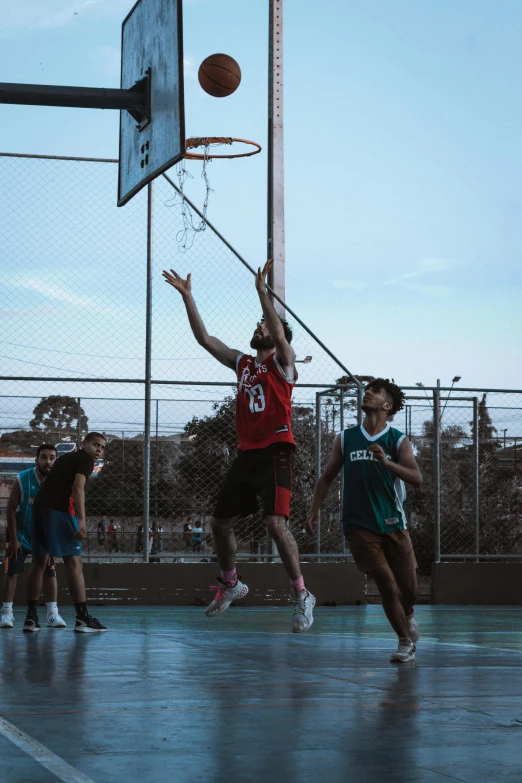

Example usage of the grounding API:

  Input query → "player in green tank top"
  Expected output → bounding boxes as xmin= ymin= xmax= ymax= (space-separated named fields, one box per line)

xmin=307 ymin=379 xmax=423 ymax=663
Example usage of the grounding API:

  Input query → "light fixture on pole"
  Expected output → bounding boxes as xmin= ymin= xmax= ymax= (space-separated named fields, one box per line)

xmin=441 ymin=375 xmax=462 ymax=419
xmin=295 ymin=355 xmax=312 ymax=364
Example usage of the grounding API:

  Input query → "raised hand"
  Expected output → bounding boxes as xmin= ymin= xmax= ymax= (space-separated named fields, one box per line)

xmin=368 ymin=444 xmax=387 ymax=464
xmin=163 ymin=269 xmax=192 ymax=297
xmin=255 ymin=259 xmax=273 ymax=295
xmin=6 ymin=535 xmax=22 ymax=560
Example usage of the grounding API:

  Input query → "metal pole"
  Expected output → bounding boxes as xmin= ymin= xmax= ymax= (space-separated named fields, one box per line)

xmin=315 ymin=393 xmax=322 ymax=560
xmin=142 ymin=182 xmax=153 ymax=563
xmin=267 ymin=0 xmax=285 ymax=317
xmin=356 ymin=385 xmax=363 ymax=425
xmin=76 ymin=398 xmax=82 ymax=449
xmin=472 ymin=397 xmax=479 ymax=561
xmin=0 ymin=81 xmax=148 ymax=118
xmin=433 ymin=386 xmax=441 ymax=563
xmin=121 ymin=430 xmax=125 ymax=529
xmin=155 ymin=399 xmax=159 ymax=528
xmin=339 ymin=387 xmax=345 ymax=555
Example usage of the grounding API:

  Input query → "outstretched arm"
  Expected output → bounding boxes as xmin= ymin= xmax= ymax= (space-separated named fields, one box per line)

xmin=305 ymin=434 xmax=344 ymax=534
xmin=255 ymin=260 xmax=295 ymax=374
xmin=163 ymin=269 xmax=241 ymax=371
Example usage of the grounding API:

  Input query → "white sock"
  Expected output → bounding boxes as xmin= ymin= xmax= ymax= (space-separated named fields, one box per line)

xmin=46 ymin=601 xmax=58 ymax=616
xmin=2 ymin=602 xmax=13 ymax=612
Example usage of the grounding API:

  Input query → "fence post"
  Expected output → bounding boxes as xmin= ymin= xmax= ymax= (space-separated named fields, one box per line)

xmin=121 ymin=430 xmax=125 ymax=523
xmin=155 ymin=399 xmax=159 ymax=528
xmin=315 ymin=392 xmax=322 ymax=559
xmin=76 ymin=398 xmax=82 ymax=449
xmin=472 ymin=396 xmax=479 ymax=561
xmin=142 ymin=182 xmax=153 ymax=563
xmin=356 ymin=385 xmax=363 ymax=425
xmin=339 ymin=386 xmax=345 ymax=554
xmin=433 ymin=386 xmax=441 ymax=563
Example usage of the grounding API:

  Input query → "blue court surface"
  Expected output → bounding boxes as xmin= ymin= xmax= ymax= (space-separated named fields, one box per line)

xmin=1 ymin=605 xmax=522 ymax=783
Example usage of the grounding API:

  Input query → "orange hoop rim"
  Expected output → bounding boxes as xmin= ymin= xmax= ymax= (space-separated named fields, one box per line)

xmin=185 ymin=137 xmax=262 ymax=160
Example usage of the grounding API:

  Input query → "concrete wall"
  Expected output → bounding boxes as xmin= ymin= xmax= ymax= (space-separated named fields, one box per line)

xmin=15 ymin=563 xmax=366 ymax=606
xmin=432 ymin=563 xmax=522 ymax=604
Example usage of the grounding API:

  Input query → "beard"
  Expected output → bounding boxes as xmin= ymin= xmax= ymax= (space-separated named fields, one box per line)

xmin=250 ymin=334 xmax=275 ymax=350
xmin=361 ymin=403 xmax=376 ymax=414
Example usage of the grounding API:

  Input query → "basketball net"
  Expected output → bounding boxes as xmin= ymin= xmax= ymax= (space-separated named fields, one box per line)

xmin=165 ymin=137 xmax=261 ymax=251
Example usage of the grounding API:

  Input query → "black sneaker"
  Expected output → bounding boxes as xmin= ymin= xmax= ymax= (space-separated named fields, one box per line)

xmin=74 ymin=615 xmax=107 ymax=633
xmin=23 ymin=617 xmax=41 ymax=633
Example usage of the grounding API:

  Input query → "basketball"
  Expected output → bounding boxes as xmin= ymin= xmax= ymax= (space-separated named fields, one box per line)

xmin=198 ymin=53 xmax=241 ymax=98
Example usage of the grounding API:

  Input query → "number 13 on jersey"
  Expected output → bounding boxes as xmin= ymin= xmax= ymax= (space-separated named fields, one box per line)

xmin=246 ymin=384 xmax=266 ymax=413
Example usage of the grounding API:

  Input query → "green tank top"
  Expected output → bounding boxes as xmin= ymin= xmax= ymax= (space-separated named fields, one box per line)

xmin=342 ymin=423 xmax=407 ymax=535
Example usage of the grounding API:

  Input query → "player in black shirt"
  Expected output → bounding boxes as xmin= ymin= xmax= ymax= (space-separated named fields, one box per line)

xmin=24 ymin=432 xmax=107 ymax=633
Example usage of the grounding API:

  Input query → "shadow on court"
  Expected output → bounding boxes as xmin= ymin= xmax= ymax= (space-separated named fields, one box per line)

xmin=1 ymin=606 xmax=522 ymax=783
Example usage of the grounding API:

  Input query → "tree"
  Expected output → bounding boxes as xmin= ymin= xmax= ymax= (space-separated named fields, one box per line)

xmin=30 ymin=396 xmax=88 ymax=438
xmin=0 ymin=430 xmax=36 ymax=456
xmin=476 ymin=393 xmax=500 ymax=453
xmin=86 ymin=435 xmax=183 ymax=519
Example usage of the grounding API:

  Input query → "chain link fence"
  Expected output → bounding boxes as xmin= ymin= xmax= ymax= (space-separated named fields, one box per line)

xmin=1 ymin=154 xmax=521 ymax=590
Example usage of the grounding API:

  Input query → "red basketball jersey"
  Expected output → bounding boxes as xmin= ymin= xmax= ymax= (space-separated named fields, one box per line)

xmin=236 ymin=353 xmax=295 ymax=451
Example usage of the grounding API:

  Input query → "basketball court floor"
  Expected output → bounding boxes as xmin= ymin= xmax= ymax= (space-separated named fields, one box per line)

xmin=1 ymin=605 xmax=522 ymax=783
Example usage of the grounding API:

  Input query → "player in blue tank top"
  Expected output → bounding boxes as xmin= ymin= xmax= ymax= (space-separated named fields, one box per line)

xmin=306 ymin=379 xmax=423 ymax=663
xmin=1 ymin=444 xmax=66 ymax=629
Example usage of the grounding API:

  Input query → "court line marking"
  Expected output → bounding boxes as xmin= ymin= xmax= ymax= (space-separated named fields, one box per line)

xmin=0 ymin=716 xmax=97 ymax=783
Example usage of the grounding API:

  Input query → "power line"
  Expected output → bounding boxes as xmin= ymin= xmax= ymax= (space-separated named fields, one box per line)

xmin=0 ymin=340 xmax=205 ymax=362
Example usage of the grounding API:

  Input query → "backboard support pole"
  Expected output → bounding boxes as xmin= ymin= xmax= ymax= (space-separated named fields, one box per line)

xmin=267 ymin=0 xmax=285 ymax=318
xmin=0 ymin=80 xmax=150 ymax=124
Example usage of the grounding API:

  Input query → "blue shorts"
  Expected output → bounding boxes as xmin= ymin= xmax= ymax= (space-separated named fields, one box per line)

xmin=4 ymin=529 xmax=56 ymax=576
xmin=32 ymin=508 xmax=83 ymax=558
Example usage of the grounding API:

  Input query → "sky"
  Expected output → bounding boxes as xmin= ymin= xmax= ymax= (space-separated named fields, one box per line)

xmin=0 ymin=0 xmax=521 ymax=392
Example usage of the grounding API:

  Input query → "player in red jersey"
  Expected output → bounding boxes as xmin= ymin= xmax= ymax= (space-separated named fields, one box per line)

xmin=163 ymin=260 xmax=315 ymax=632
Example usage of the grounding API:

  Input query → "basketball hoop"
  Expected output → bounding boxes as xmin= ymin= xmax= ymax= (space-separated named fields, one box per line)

xmin=185 ymin=137 xmax=262 ymax=160
xmin=167 ymin=135 xmax=262 ymax=251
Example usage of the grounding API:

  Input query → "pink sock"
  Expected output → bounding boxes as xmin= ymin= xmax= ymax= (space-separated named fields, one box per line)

xmin=291 ymin=576 xmax=305 ymax=592
xmin=221 ymin=569 xmax=237 ymax=586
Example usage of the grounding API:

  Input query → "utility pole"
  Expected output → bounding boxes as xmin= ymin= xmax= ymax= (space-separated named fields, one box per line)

xmin=267 ymin=0 xmax=285 ymax=317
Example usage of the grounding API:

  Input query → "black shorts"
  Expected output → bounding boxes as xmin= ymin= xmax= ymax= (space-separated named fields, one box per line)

xmin=213 ymin=443 xmax=294 ymax=520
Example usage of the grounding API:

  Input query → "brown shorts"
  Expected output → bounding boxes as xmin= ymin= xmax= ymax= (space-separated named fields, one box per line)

xmin=345 ymin=528 xmax=417 ymax=574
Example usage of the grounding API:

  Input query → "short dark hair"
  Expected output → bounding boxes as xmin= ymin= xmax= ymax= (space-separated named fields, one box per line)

xmin=366 ymin=378 xmax=406 ymax=416
xmin=260 ymin=316 xmax=293 ymax=344
xmin=84 ymin=432 xmax=106 ymax=443
xmin=36 ymin=443 xmax=56 ymax=457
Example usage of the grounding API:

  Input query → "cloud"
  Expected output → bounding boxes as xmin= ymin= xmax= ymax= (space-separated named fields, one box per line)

xmin=332 ymin=281 xmax=368 ymax=291
xmin=384 ymin=257 xmax=462 ymax=289
xmin=15 ymin=278 xmax=114 ymax=313
xmin=1 ymin=1 xmax=130 ymax=33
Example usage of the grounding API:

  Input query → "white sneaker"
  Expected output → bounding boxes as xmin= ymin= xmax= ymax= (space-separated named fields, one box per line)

xmin=205 ymin=578 xmax=249 ymax=617
xmin=390 ymin=637 xmax=416 ymax=663
xmin=0 ymin=612 xmax=14 ymax=629
xmin=407 ymin=611 xmax=419 ymax=643
xmin=47 ymin=612 xmax=66 ymax=628
xmin=290 ymin=589 xmax=315 ymax=633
